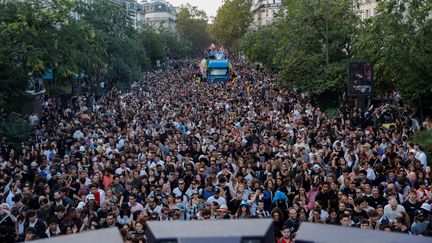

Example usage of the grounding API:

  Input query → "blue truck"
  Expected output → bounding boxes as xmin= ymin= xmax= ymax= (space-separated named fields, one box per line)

xmin=200 ymin=50 xmax=232 ymax=83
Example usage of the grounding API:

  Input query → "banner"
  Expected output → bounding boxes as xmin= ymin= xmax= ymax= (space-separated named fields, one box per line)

xmin=348 ymin=62 xmax=373 ymax=96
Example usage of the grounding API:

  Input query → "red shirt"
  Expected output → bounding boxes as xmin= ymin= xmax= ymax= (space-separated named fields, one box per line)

xmin=277 ymin=237 xmax=292 ymax=243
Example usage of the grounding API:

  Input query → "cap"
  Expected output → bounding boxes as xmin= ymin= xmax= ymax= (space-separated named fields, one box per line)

xmin=86 ymin=194 xmax=95 ymax=202
xmin=420 ymin=203 xmax=431 ymax=212
xmin=313 ymin=164 xmax=321 ymax=170
xmin=380 ymin=217 xmax=390 ymax=225
xmin=218 ymin=204 xmax=229 ymax=212
xmin=31 ymin=162 xmax=38 ymax=167
xmin=214 ymin=188 xmax=221 ymax=194
xmin=77 ymin=202 xmax=86 ymax=209
xmin=240 ymin=200 xmax=249 ymax=207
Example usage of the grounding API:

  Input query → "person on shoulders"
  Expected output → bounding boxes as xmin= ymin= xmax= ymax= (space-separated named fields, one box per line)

xmin=277 ymin=224 xmax=294 ymax=243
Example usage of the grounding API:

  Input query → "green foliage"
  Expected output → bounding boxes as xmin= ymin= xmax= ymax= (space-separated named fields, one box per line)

xmin=239 ymin=26 xmax=280 ymax=70
xmin=0 ymin=0 xmax=192 ymax=112
xmin=324 ymin=106 xmax=339 ymax=119
xmin=241 ymin=0 xmax=432 ymax=113
xmin=240 ymin=0 xmax=360 ymax=94
xmin=354 ymin=0 xmax=432 ymax=111
xmin=412 ymin=130 xmax=432 ymax=165
xmin=0 ymin=112 xmax=33 ymax=151
xmin=210 ymin=0 xmax=252 ymax=50
xmin=176 ymin=4 xmax=211 ymax=51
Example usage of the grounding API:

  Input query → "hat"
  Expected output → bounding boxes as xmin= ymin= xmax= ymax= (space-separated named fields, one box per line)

xmin=313 ymin=164 xmax=321 ymax=170
xmin=86 ymin=194 xmax=95 ymax=203
xmin=218 ymin=204 xmax=229 ymax=212
xmin=240 ymin=200 xmax=249 ymax=207
xmin=273 ymin=191 xmax=287 ymax=203
xmin=214 ymin=188 xmax=221 ymax=194
xmin=77 ymin=202 xmax=86 ymax=209
xmin=420 ymin=203 xmax=431 ymax=212
xmin=31 ymin=161 xmax=38 ymax=167
xmin=380 ymin=217 xmax=390 ymax=226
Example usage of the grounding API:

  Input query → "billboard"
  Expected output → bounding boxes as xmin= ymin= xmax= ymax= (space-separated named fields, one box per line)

xmin=348 ymin=61 xmax=373 ymax=96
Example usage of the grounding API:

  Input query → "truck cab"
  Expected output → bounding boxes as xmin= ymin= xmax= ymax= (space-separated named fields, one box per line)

xmin=207 ymin=59 xmax=231 ymax=83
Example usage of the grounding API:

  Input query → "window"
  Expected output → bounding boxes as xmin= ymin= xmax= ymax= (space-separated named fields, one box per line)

xmin=209 ymin=68 xmax=228 ymax=76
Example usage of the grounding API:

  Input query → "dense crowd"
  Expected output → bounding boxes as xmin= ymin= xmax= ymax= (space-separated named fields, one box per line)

xmin=0 ymin=59 xmax=431 ymax=243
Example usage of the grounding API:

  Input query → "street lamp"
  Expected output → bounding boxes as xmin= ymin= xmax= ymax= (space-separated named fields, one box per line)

xmin=325 ymin=0 xmax=329 ymax=66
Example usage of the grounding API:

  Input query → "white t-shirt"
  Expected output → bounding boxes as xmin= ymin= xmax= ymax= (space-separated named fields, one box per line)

xmin=206 ymin=196 xmax=226 ymax=206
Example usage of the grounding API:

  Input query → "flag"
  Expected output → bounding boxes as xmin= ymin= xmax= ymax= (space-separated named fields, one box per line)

xmin=209 ymin=43 xmax=217 ymax=51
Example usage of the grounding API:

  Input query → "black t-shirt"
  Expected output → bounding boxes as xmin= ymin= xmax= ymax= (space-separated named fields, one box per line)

xmin=367 ymin=195 xmax=387 ymax=209
xmin=402 ymin=200 xmax=421 ymax=221
xmin=351 ymin=209 xmax=368 ymax=224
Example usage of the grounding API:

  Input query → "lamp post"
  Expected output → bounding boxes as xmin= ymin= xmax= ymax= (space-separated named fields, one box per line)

xmin=325 ymin=0 xmax=329 ymax=66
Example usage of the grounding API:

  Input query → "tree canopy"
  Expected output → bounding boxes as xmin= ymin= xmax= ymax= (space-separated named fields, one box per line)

xmin=210 ymin=0 xmax=252 ymax=50
xmin=176 ymin=4 xmax=212 ymax=52
xmin=0 ymin=0 xmax=191 ymax=112
xmin=241 ymin=0 xmax=359 ymax=95
xmin=240 ymin=0 xmax=431 ymax=113
xmin=353 ymin=0 xmax=432 ymax=111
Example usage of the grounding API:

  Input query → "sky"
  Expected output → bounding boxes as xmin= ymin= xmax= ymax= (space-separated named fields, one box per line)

xmin=166 ymin=0 xmax=225 ymax=19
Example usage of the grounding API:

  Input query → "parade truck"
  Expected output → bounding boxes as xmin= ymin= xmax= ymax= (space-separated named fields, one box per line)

xmin=207 ymin=58 xmax=232 ymax=83
xmin=198 ymin=44 xmax=232 ymax=83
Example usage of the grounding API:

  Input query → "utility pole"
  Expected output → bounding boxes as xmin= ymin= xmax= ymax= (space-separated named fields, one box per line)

xmin=325 ymin=0 xmax=329 ymax=66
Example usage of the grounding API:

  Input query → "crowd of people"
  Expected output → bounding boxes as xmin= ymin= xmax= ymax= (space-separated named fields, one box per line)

xmin=0 ymin=58 xmax=431 ymax=243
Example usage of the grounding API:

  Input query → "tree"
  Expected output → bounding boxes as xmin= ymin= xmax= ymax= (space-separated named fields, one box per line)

xmin=0 ymin=0 xmax=75 ymax=110
xmin=0 ymin=112 xmax=33 ymax=152
xmin=176 ymin=4 xmax=212 ymax=52
xmin=240 ymin=0 xmax=360 ymax=96
xmin=239 ymin=25 xmax=280 ymax=69
xmin=158 ymin=29 xmax=192 ymax=59
xmin=354 ymin=0 xmax=432 ymax=114
xmin=0 ymin=0 xmax=193 ymax=112
xmin=210 ymin=0 xmax=252 ymax=50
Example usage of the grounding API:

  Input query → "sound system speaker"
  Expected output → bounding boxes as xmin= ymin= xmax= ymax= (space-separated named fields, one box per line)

xmin=34 ymin=227 xmax=123 ymax=243
xmin=295 ymin=222 xmax=430 ymax=243
xmin=145 ymin=219 xmax=274 ymax=243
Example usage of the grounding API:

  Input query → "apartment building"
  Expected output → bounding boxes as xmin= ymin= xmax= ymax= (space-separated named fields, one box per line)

xmin=250 ymin=0 xmax=283 ymax=30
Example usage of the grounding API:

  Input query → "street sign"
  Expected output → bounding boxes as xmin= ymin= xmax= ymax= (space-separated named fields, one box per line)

xmin=348 ymin=61 xmax=373 ymax=96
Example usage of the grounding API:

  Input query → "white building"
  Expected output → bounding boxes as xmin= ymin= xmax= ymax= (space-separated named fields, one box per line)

xmin=142 ymin=0 xmax=177 ymax=31
xmin=356 ymin=0 xmax=378 ymax=20
xmin=113 ymin=0 xmax=177 ymax=31
xmin=250 ymin=0 xmax=283 ymax=30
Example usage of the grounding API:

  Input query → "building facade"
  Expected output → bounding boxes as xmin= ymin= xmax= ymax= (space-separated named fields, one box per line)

xmin=112 ymin=0 xmax=177 ymax=31
xmin=142 ymin=0 xmax=177 ymax=31
xmin=356 ymin=0 xmax=378 ymax=20
xmin=250 ymin=0 xmax=283 ymax=30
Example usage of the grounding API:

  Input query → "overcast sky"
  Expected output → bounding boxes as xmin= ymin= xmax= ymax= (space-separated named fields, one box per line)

xmin=166 ymin=0 xmax=225 ymax=19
